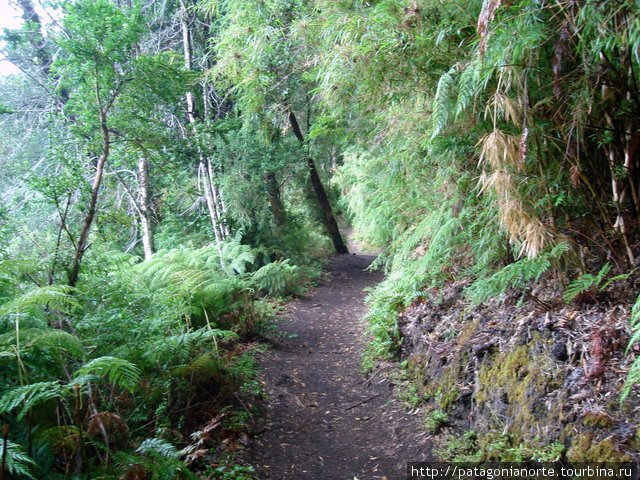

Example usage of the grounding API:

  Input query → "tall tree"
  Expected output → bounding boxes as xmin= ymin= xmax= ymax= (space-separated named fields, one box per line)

xmin=212 ymin=0 xmax=348 ymax=253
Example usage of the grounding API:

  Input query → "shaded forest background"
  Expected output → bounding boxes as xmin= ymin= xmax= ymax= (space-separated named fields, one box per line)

xmin=0 ymin=0 xmax=639 ymax=477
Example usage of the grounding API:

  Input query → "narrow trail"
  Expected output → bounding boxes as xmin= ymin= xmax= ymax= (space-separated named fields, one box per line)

xmin=247 ymin=255 xmax=431 ymax=480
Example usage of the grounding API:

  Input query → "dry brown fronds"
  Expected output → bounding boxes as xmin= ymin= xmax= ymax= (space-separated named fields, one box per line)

xmin=87 ymin=411 xmax=129 ymax=439
xmin=570 ymin=163 xmax=581 ymax=187
xmin=479 ymin=127 xmax=552 ymax=258
xmin=520 ymin=218 xmax=552 ymax=258
xmin=478 ymin=129 xmax=520 ymax=170
xmin=501 ymin=196 xmax=527 ymax=243
xmin=479 ymin=169 xmax=513 ymax=197
xmin=486 ymin=91 xmax=520 ymax=125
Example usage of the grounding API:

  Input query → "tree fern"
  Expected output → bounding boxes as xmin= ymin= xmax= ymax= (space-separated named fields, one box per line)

xmin=74 ymin=356 xmax=141 ymax=392
xmin=0 ymin=440 xmax=36 ymax=479
xmin=0 ymin=381 xmax=64 ymax=420
xmin=0 ymin=285 xmax=78 ymax=318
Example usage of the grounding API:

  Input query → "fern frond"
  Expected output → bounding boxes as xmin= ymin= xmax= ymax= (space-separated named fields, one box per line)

xmin=74 ymin=356 xmax=141 ymax=392
xmin=136 ymin=438 xmax=179 ymax=459
xmin=563 ymin=263 xmax=611 ymax=303
xmin=431 ymin=65 xmax=457 ymax=139
xmin=455 ymin=59 xmax=481 ymax=116
xmin=0 ymin=441 xmax=36 ymax=479
xmin=251 ymin=260 xmax=299 ymax=296
xmin=0 ymin=381 xmax=64 ymax=420
xmin=0 ymin=328 xmax=84 ymax=359
xmin=0 ymin=285 xmax=78 ymax=317
xmin=220 ymin=239 xmax=255 ymax=276
xmin=35 ymin=425 xmax=80 ymax=452
xmin=622 ymin=294 xmax=640 ymax=401
xmin=467 ymin=242 xmax=569 ymax=304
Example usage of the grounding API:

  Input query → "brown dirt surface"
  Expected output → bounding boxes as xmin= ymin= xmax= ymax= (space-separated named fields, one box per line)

xmin=246 ymin=254 xmax=431 ymax=479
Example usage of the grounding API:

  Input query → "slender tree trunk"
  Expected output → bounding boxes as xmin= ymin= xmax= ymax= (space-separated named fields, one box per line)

xmin=206 ymin=156 xmax=228 ymax=238
xmin=603 ymin=83 xmax=635 ymax=266
xmin=201 ymin=162 xmax=224 ymax=246
xmin=287 ymin=109 xmax=348 ymax=254
xmin=137 ymin=156 xmax=155 ymax=260
xmin=68 ymin=104 xmax=109 ymax=287
xmin=181 ymin=0 xmax=226 ymax=245
xmin=214 ymin=183 xmax=230 ymax=237
xmin=264 ymin=171 xmax=286 ymax=226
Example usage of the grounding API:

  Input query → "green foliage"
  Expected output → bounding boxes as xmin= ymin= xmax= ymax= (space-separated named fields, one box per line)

xmin=563 ymin=263 xmax=612 ymax=303
xmin=251 ymin=259 xmax=300 ymax=296
xmin=220 ymin=237 xmax=256 ymax=276
xmin=74 ymin=356 xmax=141 ymax=392
xmin=425 ymin=409 xmax=448 ymax=434
xmin=2 ymin=0 xmax=639 ymax=474
xmin=0 ymin=381 xmax=64 ymax=420
xmin=0 ymin=440 xmax=37 ymax=479
xmin=467 ymin=243 xmax=570 ymax=304
xmin=210 ymin=463 xmax=255 ymax=480
xmin=136 ymin=438 xmax=180 ymax=459
xmin=0 ymin=285 xmax=78 ymax=317
xmin=623 ymin=295 xmax=640 ymax=402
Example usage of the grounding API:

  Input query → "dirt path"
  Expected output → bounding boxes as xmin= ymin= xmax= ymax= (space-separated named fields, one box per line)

xmin=247 ymin=255 xmax=431 ymax=480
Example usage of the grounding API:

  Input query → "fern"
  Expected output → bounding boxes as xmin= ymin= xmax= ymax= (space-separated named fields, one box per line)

xmin=431 ymin=65 xmax=457 ymax=139
xmin=467 ymin=242 xmax=570 ymax=304
xmin=145 ymin=327 xmax=238 ymax=363
xmin=0 ymin=381 xmax=64 ymax=420
xmin=563 ymin=263 xmax=612 ymax=303
xmin=0 ymin=328 xmax=84 ymax=360
xmin=251 ymin=259 xmax=299 ymax=296
xmin=220 ymin=237 xmax=255 ymax=276
xmin=136 ymin=438 xmax=179 ymax=459
xmin=0 ymin=285 xmax=78 ymax=317
xmin=622 ymin=295 xmax=640 ymax=401
xmin=74 ymin=356 xmax=141 ymax=392
xmin=0 ymin=440 xmax=36 ymax=479
xmin=455 ymin=59 xmax=481 ymax=116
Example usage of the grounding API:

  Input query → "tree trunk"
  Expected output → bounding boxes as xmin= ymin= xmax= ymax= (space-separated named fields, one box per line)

xmin=181 ymin=0 xmax=226 ymax=246
xmin=201 ymin=161 xmax=224 ymax=246
xmin=137 ymin=156 xmax=155 ymax=261
xmin=264 ymin=171 xmax=286 ymax=226
xmin=287 ymin=109 xmax=348 ymax=254
xmin=68 ymin=106 xmax=109 ymax=287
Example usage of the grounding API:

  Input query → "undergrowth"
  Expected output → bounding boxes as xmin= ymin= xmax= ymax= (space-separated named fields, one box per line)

xmin=0 ymin=240 xmax=316 ymax=478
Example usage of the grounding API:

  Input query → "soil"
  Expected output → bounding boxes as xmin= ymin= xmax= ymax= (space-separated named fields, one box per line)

xmin=247 ymin=254 xmax=431 ymax=480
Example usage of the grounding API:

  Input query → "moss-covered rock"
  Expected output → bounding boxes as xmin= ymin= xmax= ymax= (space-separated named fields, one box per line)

xmin=567 ymin=434 xmax=632 ymax=462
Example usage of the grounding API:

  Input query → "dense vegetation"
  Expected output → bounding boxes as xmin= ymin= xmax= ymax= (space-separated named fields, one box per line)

xmin=1 ymin=0 xmax=639 ymax=476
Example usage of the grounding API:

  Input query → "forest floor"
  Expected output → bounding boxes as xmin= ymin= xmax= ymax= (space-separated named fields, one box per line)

xmin=246 ymin=254 xmax=431 ymax=480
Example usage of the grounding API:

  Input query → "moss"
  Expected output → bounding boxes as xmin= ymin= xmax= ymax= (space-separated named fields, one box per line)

xmin=474 ymin=335 xmax=563 ymax=441
xmin=582 ymin=411 xmax=614 ymax=428
xmin=407 ymin=354 xmax=428 ymax=381
xmin=456 ymin=318 xmax=479 ymax=348
xmin=567 ymin=434 xmax=631 ymax=462
xmin=421 ymin=351 xmax=467 ymax=410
